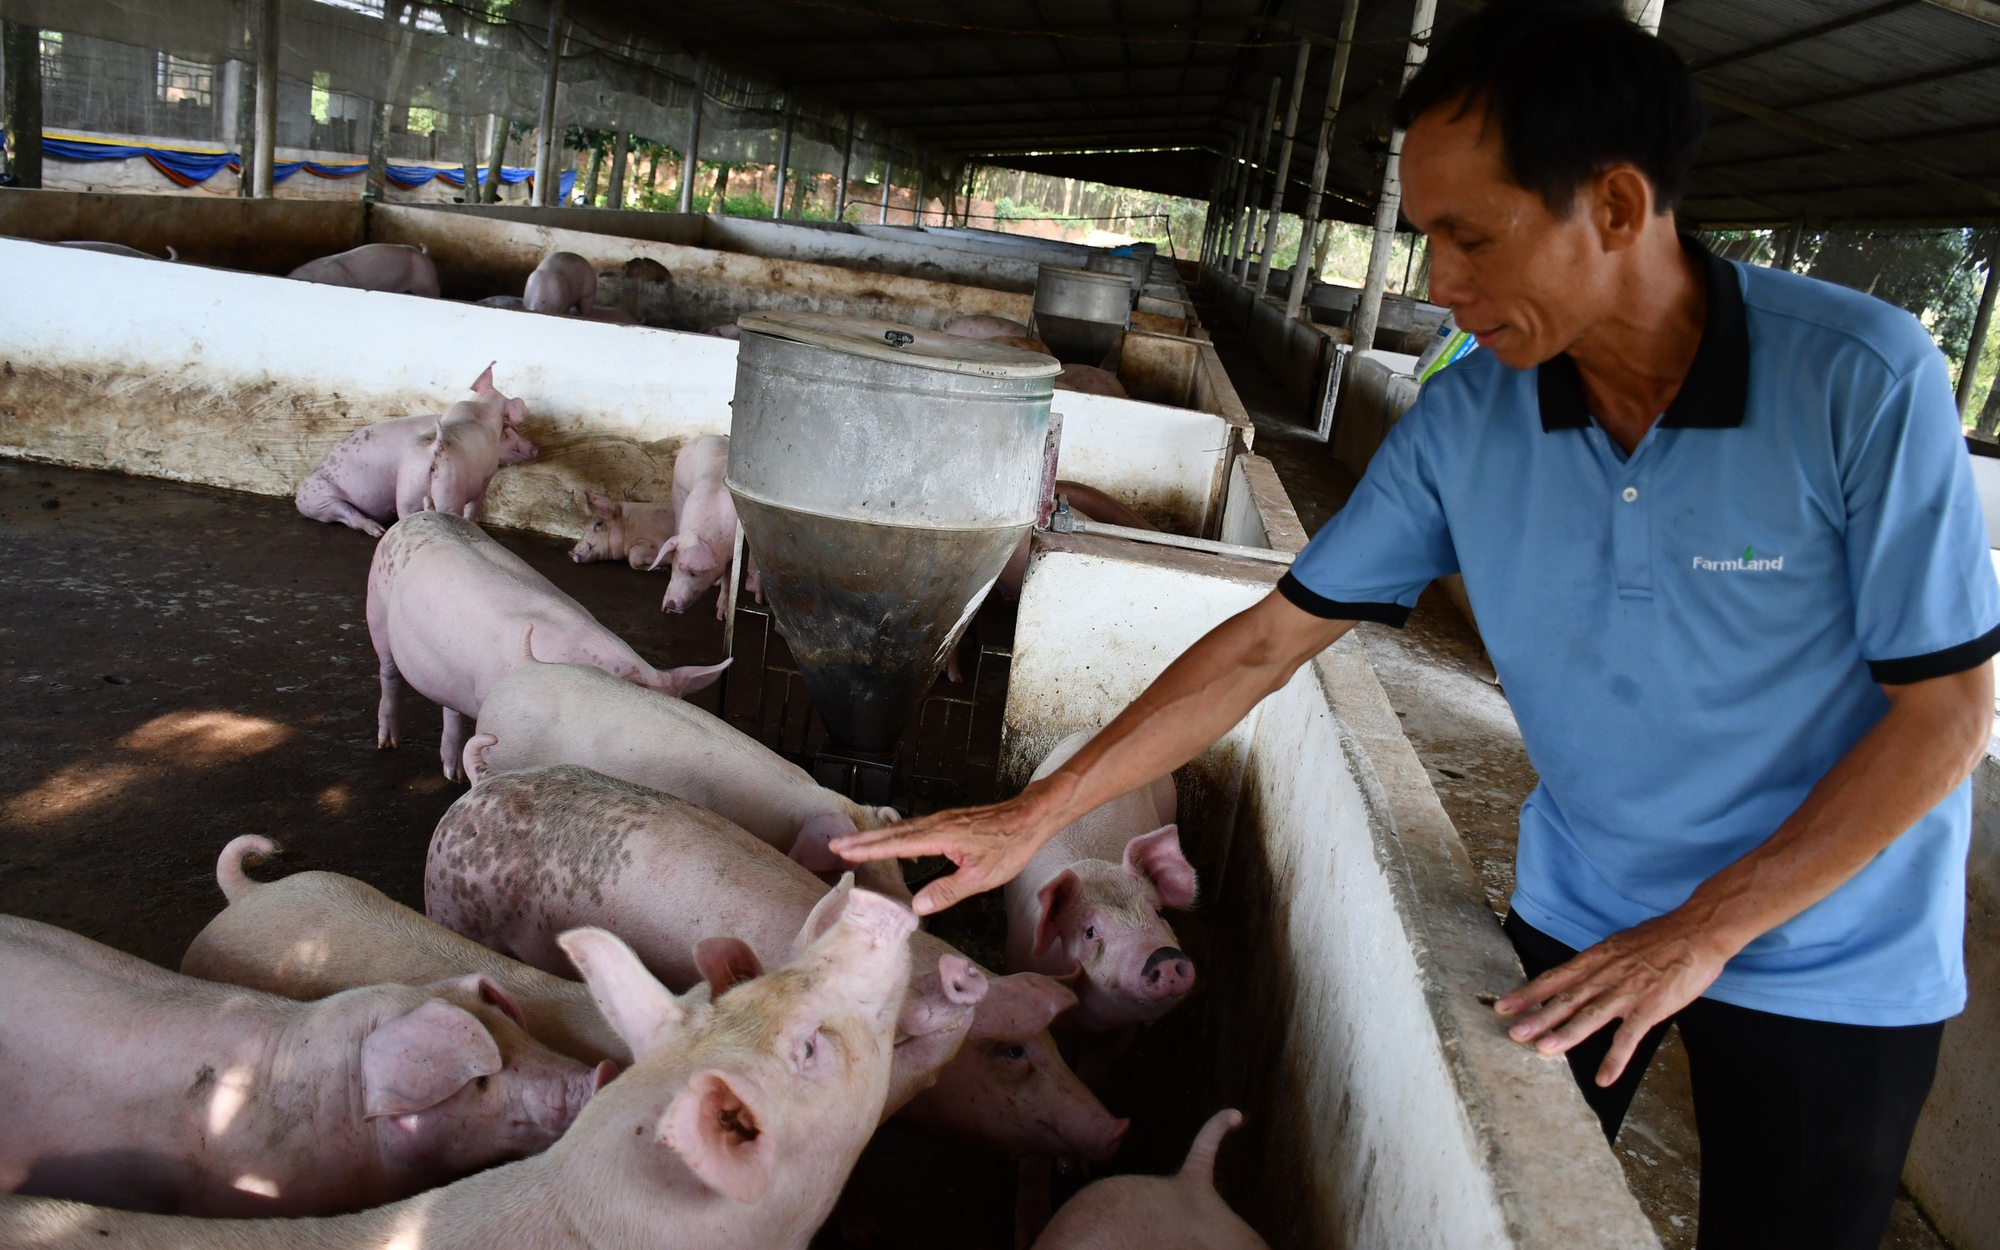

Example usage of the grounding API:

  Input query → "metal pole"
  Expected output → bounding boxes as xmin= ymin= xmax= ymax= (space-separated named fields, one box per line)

xmin=252 ymin=0 xmax=278 ymax=198
xmin=460 ymin=116 xmax=480 ymax=202
xmin=534 ymin=0 xmax=566 ymax=207
xmin=678 ymin=56 xmax=704 ymax=214
xmin=879 ymin=132 xmax=895 ymax=223
xmin=1237 ymin=78 xmax=1280 ymax=282
xmin=483 ymin=113 xmax=506 ymax=203
xmin=915 ymin=145 xmax=930 ymax=224
xmin=607 ymin=127 xmax=629 ymax=209
xmin=1 ymin=17 xmax=43 ymax=189
xmin=1223 ymin=129 xmax=1249 ymax=265
xmin=834 ymin=112 xmax=854 ymax=222
xmin=1255 ymin=42 xmax=1312 ymax=300
xmin=1288 ymin=0 xmax=1362 ymax=320
xmin=772 ymin=96 xmax=792 ymax=219
xmin=1353 ymin=0 xmax=1438 ymax=354
xmin=1959 ymin=236 xmax=2000 ymax=415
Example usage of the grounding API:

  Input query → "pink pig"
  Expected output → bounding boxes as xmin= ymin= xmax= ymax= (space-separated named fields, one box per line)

xmin=523 ymin=251 xmax=598 ymax=314
xmin=650 ymin=434 xmax=760 ymax=618
xmin=426 ymin=765 xmax=1129 ymax=1163
xmin=368 ymin=511 xmax=729 ymax=780
xmin=0 ymin=914 xmax=604 ymax=1218
xmin=942 ymin=314 xmax=1032 ymax=339
xmin=569 ymin=492 xmax=677 ymax=569
xmin=1031 ymin=1111 xmax=1268 ymax=1250
xmin=288 ymin=243 xmax=440 ymax=297
xmin=1007 ymin=730 xmax=1197 ymax=1064
xmin=394 ymin=365 xmax=537 ymax=523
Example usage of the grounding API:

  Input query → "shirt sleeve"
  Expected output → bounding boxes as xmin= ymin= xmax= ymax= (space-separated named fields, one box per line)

xmin=1838 ymin=346 xmax=2000 ymax=684
xmin=1280 ymin=399 xmax=1459 ymax=628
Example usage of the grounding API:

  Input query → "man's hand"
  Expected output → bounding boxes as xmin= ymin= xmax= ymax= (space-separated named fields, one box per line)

xmin=1494 ymin=908 xmax=1736 ymax=1086
xmin=831 ymin=789 xmax=1063 ymax=916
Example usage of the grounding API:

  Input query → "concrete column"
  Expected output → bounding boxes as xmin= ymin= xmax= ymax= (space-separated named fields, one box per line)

xmin=879 ymin=133 xmax=895 ymax=223
xmin=678 ymin=57 xmax=704 ymax=214
xmin=1236 ymin=78 xmax=1280 ymax=281
xmin=1959 ymin=237 xmax=1999 ymax=416
xmin=1255 ymin=42 xmax=1312 ymax=300
xmin=1288 ymin=0 xmax=1362 ymax=320
xmin=1623 ymin=0 xmax=1663 ymax=33
xmin=1 ymin=18 xmax=42 ymax=189
xmin=607 ymin=128 xmax=629 ymax=208
xmin=1353 ymin=0 xmax=1438 ymax=354
xmin=772 ymin=97 xmax=792 ymax=219
xmin=218 ymin=60 xmax=244 ymax=152
xmin=534 ymin=0 xmax=567 ymax=207
xmin=834 ymin=113 xmax=854 ymax=222
xmin=482 ymin=113 xmax=507 ymax=203
xmin=251 ymin=0 xmax=279 ymax=198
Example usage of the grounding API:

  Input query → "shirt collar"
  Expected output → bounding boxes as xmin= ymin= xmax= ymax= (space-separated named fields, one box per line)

xmin=1536 ymin=235 xmax=1750 ymax=432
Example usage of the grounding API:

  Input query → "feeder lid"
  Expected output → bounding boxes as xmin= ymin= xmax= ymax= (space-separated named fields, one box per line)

xmin=736 ymin=311 xmax=1062 ymax=380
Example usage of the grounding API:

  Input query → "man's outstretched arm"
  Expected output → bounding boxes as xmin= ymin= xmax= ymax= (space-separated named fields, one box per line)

xmin=833 ymin=590 xmax=1354 ymax=915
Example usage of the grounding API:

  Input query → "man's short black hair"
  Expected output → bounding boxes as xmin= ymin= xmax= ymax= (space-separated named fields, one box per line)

xmin=1391 ymin=0 xmax=1704 ymax=214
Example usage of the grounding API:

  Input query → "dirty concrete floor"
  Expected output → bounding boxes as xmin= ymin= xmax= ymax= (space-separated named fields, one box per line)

xmin=1202 ymin=305 xmax=1950 ymax=1250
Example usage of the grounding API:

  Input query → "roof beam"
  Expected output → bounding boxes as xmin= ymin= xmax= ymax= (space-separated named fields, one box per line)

xmin=1699 ymin=82 xmax=2000 ymax=209
xmin=785 ymin=59 xmax=1247 ymax=90
xmin=1923 ymin=0 xmax=2000 ymax=28
xmin=1688 ymin=0 xmax=1917 ymax=74
xmin=1778 ymin=51 xmax=2000 ymax=110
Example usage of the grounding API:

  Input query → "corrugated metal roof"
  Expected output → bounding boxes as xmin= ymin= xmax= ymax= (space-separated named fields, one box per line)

xmin=603 ymin=0 xmax=2000 ymax=226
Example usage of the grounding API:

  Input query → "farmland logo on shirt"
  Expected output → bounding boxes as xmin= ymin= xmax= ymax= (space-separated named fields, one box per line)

xmin=1691 ymin=546 xmax=1783 ymax=572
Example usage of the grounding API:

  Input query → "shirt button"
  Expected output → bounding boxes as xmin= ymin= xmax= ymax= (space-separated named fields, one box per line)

xmin=1621 ymin=486 xmax=1639 ymax=503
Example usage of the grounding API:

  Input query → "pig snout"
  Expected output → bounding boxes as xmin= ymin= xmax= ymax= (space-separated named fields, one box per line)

xmin=1141 ymin=946 xmax=1195 ymax=1002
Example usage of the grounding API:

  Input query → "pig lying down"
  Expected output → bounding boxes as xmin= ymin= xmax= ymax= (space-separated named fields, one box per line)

xmin=1032 ymin=1111 xmax=1268 ymax=1250
xmin=288 ymin=243 xmax=440 ymax=297
xmin=368 ymin=510 xmax=728 ymax=779
xmin=0 ymin=913 xmax=600 ymax=1218
xmin=0 ymin=893 xmax=912 ymax=1250
xmin=569 ymin=492 xmax=677 ymax=569
xmin=295 ymin=366 xmax=538 ymax=536
xmin=183 ymin=835 xmax=633 ymax=1067
xmin=523 ymin=251 xmax=597 ymax=314
xmin=464 ymin=659 xmax=908 ymax=900
xmin=427 ymin=765 xmax=1128 ymax=1162
xmin=1010 ymin=730 xmax=1196 ymax=1056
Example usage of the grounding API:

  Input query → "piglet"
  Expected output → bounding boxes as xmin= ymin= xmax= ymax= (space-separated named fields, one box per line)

xmin=0 ymin=914 xmax=603 ymax=1217
xmin=395 ymin=365 xmax=537 ymax=522
xmin=997 ymin=481 xmax=1157 ymax=601
xmin=369 ymin=510 xmax=728 ymax=779
xmin=1008 ymin=730 xmax=1196 ymax=1065
xmin=943 ymin=314 xmax=1032 ymax=339
xmin=703 ymin=323 xmax=743 ymax=339
xmin=427 ymin=765 xmax=1128 ymax=1163
xmin=569 ymin=492 xmax=677 ymax=568
xmin=296 ymin=366 xmax=537 ymax=536
xmin=288 ymin=242 xmax=440 ymax=297
xmin=463 ymin=658 xmax=908 ymax=900
xmin=183 ymin=835 xmax=630 ymax=1067
xmin=1054 ymin=364 xmax=1128 ymax=398
xmin=0 ymin=899 xmax=911 ymax=1250
xmin=524 ymin=251 xmax=598 ymax=314
xmin=1032 ymin=1111 xmax=1268 ymax=1250
xmin=650 ymin=434 xmax=757 ymax=618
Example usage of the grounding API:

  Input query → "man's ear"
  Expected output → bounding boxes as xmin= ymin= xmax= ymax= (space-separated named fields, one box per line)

xmin=659 ymin=1069 xmax=774 ymax=1203
xmin=1593 ymin=164 xmax=1656 ymax=250
xmin=559 ymin=927 xmax=685 ymax=1060
xmin=1033 ymin=870 xmax=1082 ymax=957
xmin=361 ymin=1000 xmax=502 ymax=1118
xmin=694 ymin=937 xmax=764 ymax=999
xmin=1122 ymin=825 xmax=1198 ymax=909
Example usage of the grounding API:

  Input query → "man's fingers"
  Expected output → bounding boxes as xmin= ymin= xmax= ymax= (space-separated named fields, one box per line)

xmin=1495 ymin=958 xmax=1598 ymax=1018
xmin=1594 ymin=1014 xmax=1660 ymax=1087
xmin=912 ymin=867 xmax=981 ymax=917
xmin=1533 ymin=990 xmax=1629 ymax=1056
xmin=831 ymin=824 xmax=952 ymax=862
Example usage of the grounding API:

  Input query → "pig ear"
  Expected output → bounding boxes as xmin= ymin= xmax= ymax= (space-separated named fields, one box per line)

xmin=1123 ymin=825 xmax=1198 ymax=909
xmin=559 ymin=927 xmax=686 ymax=1060
xmin=470 ymin=363 xmax=496 ymax=393
xmin=659 ymin=1068 xmax=774 ymax=1203
xmin=646 ymin=534 xmax=680 ymax=572
xmin=426 ymin=972 xmax=528 ymax=1030
xmin=1033 ymin=870 xmax=1082 ymax=958
xmin=968 ymin=972 xmax=1077 ymax=1042
xmin=789 ymin=811 xmax=859 ymax=874
xmin=586 ymin=492 xmax=618 ymax=517
xmin=503 ymin=398 xmax=528 ymax=425
xmin=792 ymin=873 xmax=856 ymax=959
xmin=693 ymin=937 xmax=764 ymax=998
xmin=361 ymin=999 xmax=502 ymax=1118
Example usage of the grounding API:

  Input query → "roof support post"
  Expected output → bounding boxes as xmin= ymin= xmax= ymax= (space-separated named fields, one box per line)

xmin=1773 ymin=219 xmax=1801 ymax=272
xmin=460 ymin=115 xmax=481 ymax=203
xmin=3 ymin=16 xmax=43 ymax=190
xmin=1354 ymin=0 xmax=1438 ymax=354
xmin=1959 ymin=234 xmax=1999 ymax=415
xmin=607 ymin=127 xmax=629 ymax=209
xmin=834 ymin=112 xmax=854 ymax=222
xmin=915 ymin=145 xmax=930 ymax=223
xmin=534 ymin=0 xmax=567 ymax=206
xmin=678 ymin=58 xmax=704 ymax=214
xmin=1289 ymin=0 xmax=1363 ymax=321
xmin=1201 ymin=137 xmax=1234 ymax=268
xmin=1227 ymin=129 xmax=1252 ymax=264
xmin=1238 ymin=78 xmax=1281 ymax=282
xmin=250 ymin=0 xmax=278 ymax=198
xmin=367 ymin=2 xmax=417 ymax=203
xmin=773 ymin=96 xmax=793 ymax=219
xmin=1255 ymin=42 xmax=1313 ymax=300
xmin=880 ymin=133 xmax=895 ymax=223
xmin=483 ymin=113 xmax=507 ymax=203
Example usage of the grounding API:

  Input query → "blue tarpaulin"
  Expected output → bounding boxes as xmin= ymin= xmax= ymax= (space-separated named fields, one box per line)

xmin=14 ymin=131 xmax=545 ymax=194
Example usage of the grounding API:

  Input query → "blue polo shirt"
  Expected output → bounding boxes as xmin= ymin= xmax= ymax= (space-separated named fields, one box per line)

xmin=1282 ymin=241 xmax=2000 ymax=1026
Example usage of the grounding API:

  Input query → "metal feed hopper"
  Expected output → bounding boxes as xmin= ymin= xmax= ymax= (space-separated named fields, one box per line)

xmin=727 ymin=311 xmax=1061 ymax=757
xmin=1030 ymin=264 xmax=1131 ymax=367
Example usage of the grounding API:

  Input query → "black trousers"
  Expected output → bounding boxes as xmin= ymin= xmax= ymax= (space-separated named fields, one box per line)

xmin=1505 ymin=913 xmax=1945 ymax=1250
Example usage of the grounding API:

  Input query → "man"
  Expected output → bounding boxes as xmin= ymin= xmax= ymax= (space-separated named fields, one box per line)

xmin=837 ymin=2 xmax=1999 ymax=1245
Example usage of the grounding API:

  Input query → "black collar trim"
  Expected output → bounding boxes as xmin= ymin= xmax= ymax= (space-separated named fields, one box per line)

xmin=1537 ymin=235 xmax=1750 ymax=432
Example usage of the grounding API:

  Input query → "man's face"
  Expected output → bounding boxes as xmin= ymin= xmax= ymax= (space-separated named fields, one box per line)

xmin=1400 ymin=101 xmax=1621 ymax=370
